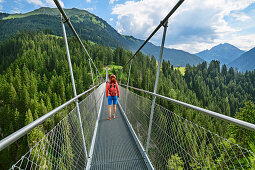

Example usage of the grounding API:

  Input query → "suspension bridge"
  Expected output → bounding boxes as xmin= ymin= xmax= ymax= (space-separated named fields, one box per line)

xmin=1 ymin=0 xmax=255 ymax=169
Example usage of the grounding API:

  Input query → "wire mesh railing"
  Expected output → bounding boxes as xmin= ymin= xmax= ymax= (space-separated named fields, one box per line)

xmin=10 ymin=84 xmax=105 ymax=169
xmin=119 ymin=86 xmax=255 ymax=169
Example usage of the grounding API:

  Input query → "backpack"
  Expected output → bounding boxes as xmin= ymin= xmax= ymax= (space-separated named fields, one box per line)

xmin=108 ymin=83 xmax=117 ymax=96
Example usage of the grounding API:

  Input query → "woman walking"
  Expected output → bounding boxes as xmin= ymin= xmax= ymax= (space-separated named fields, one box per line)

xmin=106 ymin=74 xmax=119 ymax=120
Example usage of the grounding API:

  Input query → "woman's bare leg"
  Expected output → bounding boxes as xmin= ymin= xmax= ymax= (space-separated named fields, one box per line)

xmin=113 ymin=105 xmax=116 ymax=115
xmin=108 ymin=105 xmax=112 ymax=117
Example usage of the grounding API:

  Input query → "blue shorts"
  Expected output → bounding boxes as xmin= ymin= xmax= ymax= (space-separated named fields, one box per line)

xmin=108 ymin=96 xmax=118 ymax=105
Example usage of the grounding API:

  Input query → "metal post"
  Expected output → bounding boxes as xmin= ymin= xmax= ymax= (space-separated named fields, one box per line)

xmin=125 ymin=59 xmax=133 ymax=112
xmin=96 ymin=70 xmax=100 ymax=84
xmin=61 ymin=16 xmax=88 ymax=160
xmin=119 ymin=70 xmax=122 ymax=84
xmin=89 ymin=59 xmax=94 ymax=86
xmin=89 ymin=57 xmax=99 ymax=117
xmin=127 ymin=59 xmax=133 ymax=87
xmin=106 ymin=67 xmax=109 ymax=81
xmin=53 ymin=0 xmax=102 ymax=81
xmin=146 ymin=21 xmax=168 ymax=153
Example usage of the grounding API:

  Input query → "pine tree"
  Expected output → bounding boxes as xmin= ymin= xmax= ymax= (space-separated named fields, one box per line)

xmin=8 ymin=83 xmax=18 ymax=107
xmin=229 ymin=101 xmax=255 ymax=149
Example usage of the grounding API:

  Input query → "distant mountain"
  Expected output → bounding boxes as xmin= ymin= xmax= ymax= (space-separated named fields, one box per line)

xmin=195 ymin=43 xmax=245 ymax=64
xmin=228 ymin=47 xmax=255 ymax=72
xmin=0 ymin=7 xmax=203 ymax=66
xmin=140 ymin=42 xmax=203 ymax=66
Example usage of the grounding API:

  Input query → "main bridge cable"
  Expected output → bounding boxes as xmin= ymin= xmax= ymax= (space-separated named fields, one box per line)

xmin=122 ymin=0 xmax=185 ymax=69
xmin=53 ymin=0 xmax=102 ymax=81
xmin=119 ymin=0 xmax=185 ymax=83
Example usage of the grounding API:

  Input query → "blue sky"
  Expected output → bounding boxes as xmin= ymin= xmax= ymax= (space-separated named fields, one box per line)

xmin=1 ymin=0 xmax=255 ymax=53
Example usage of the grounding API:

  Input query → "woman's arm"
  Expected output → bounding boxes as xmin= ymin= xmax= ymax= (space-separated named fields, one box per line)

xmin=106 ymin=83 xmax=109 ymax=98
xmin=116 ymin=83 xmax=120 ymax=98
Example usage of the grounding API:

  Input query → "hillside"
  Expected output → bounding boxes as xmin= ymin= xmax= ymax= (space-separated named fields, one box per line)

xmin=0 ymin=8 xmax=126 ymax=48
xmin=228 ymin=47 xmax=255 ymax=72
xmin=1 ymin=7 xmax=80 ymax=19
xmin=0 ymin=7 xmax=203 ymax=66
xmin=195 ymin=43 xmax=245 ymax=64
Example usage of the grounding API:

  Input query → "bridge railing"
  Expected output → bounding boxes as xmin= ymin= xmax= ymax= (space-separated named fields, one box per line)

xmin=119 ymin=85 xmax=255 ymax=169
xmin=8 ymin=83 xmax=105 ymax=169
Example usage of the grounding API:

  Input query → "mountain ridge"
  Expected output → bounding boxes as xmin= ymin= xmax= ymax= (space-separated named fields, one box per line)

xmin=0 ymin=7 xmax=204 ymax=66
xmin=195 ymin=43 xmax=245 ymax=64
xmin=228 ymin=47 xmax=255 ymax=72
xmin=1 ymin=7 xmax=94 ymax=20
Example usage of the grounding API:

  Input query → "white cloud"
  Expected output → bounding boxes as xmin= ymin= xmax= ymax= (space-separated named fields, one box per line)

xmin=112 ymin=0 xmax=171 ymax=37
xmin=169 ymin=42 xmax=214 ymax=54
xmin=0 ymin=0 xmax=2 ymax=12
xmin=112 ymin=0 xmax=255 ymax=53
xmin=11 ymin=9 xmax=21 ymax=13
xmin=110 ymin=0 xmax=118 ymax=4
xmin=86 ymin=0 xmax=91 ymax=2
xmin=84 ymin=7 xmax=94 ymax=11
xmin=169 ymin=33 xmax=255 ymax=53
xmin=26 ymin=0 xmax=44 ymax=6
xmin=226 ymin=34 xmax=255 ymax=51
xmin=45 ymin=0 xmax=64 ymax=7
xmin=110 ymin=18 xmax=113 ymax=21
xmin=26 ymin=0 xmax=64 ymax=7
xmin=44 ymin=0 xmax=55 ymax=7
xmin=231 ymin=12 xmax=251 ymax=22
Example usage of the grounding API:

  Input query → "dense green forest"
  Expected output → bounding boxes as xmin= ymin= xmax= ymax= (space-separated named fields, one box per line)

xmin=0 ymin=32 xmax=254 ymax=169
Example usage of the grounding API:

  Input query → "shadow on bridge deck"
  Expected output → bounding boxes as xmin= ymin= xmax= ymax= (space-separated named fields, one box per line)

xmin=90 ymin=97 xmax=148 ymax=170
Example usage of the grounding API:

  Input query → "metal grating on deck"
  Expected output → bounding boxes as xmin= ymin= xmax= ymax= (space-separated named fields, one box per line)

xmin=90 ymin=97 xmax=148 ymax=170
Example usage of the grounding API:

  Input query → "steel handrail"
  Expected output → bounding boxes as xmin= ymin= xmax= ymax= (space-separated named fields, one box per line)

xmin=120 ymin=84 xmax=255 ymax=132
xmin=0 ymin=84 xmax=100 ymax=151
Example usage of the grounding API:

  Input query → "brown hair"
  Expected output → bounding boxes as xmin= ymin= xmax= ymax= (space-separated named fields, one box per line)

xmin=110 ymin=78 xmax=117 ymax=84
xmin=110 ymin=74 xmax=117 ymax=84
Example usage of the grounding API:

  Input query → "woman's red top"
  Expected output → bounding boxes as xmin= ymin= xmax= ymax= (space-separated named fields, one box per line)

xmin=106 ymin=82 xmax=119 ymax=98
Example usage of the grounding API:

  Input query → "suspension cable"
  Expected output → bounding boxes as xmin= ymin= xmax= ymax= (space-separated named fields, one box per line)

xmin=53 ymin=0 xmax=102 ymax=80
xmin=123 ymin=0 xmax=185 ymax=68
xmin=118 ymin=0 xmax=184 ymax=84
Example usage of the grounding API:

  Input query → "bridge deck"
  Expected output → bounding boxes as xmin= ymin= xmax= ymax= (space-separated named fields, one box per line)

xmin=90 ymin=97 xmax=148 ymax=170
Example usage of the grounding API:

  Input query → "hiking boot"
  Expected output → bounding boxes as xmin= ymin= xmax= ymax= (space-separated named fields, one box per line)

xmin=112 ymin=114 xmax=116 ymax=119
xmin=107 ymin=116 xmax=111 ymax=120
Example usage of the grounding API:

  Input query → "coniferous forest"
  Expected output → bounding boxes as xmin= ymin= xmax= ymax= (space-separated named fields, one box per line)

xmin=0 ymin=32 xmax=255 ymax=169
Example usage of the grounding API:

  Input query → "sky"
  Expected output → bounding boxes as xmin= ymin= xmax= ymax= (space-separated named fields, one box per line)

xmin=1 ymin=0 xmax=255 ymax=53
